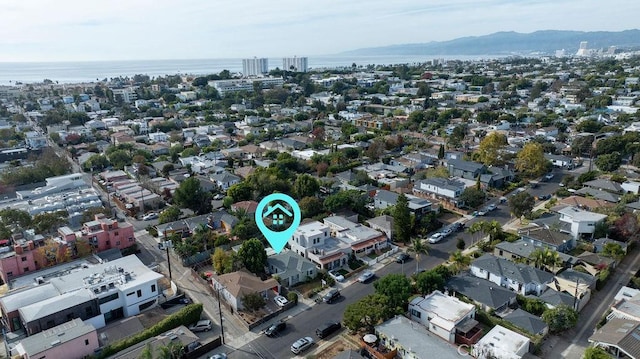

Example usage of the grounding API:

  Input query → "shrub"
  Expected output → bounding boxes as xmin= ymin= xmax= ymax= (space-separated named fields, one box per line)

xmin=287 ymin=291 xmax=298 ymax=304
xmin=94 ymin=304 xmax=203 ymax=358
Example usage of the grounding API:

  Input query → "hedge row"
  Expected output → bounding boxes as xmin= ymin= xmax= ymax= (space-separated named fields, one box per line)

xmin=94 ymin=303 xmax=204 ymax=359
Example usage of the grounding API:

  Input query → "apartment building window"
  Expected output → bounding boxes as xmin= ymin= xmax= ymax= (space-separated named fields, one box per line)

xmin=137 ymin=289 xmax=142 ymax=297
xmin=23 ymin=267 xmax=29 ymax=272
xmin=6 ymin=272 xmax=12 ymax=276
xmin=129 ymin=237 xmax=134 ymax=242
xmin=21 ymin=257 xmax=27 ymax=262
xmin=85 ymin=339 xmax=90 ymax=345
xmin=127 ymin=292 xmax=135 ymax=296
xmin=151 ymin=284 xmax=156 ymax=292
xmin=99 ymin=293 xmax=119 ymax=305
xmin=114 ymin=231 xmax=119 ymax=236
xmin=85 ymin=306 xmax=94 ymax=317
xmin=106 ymin=240 xmax=110 ymax=246
xmin=116 ymin=241 xmax=121 ymax=246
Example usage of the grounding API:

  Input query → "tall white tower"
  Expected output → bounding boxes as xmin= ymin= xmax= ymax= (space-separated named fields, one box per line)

xmin=242 ymin=57 xmax=269 ymax=77
xmin=575 ymin=41 xmax=589 ymax=57
xmin=282 ymin=56 xmax=308 ymax=72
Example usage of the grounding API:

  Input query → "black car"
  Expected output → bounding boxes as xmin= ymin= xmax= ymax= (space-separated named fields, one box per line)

xmin=265 ymin=321 xmax=286 ymax=337
xmin=395 ymin=253 xmax=410 ymax=263
xmin=537 ymin=194 xmax=551 ymax=200
xmin=452 ymin=222 xmax=465 ymax=232
xmin=322 ymin=288 xmax=341 ymax=304
xmin=316 ymin=321 xmax=342 ymax=339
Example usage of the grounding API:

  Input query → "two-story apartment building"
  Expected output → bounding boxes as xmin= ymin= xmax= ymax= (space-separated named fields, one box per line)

xmin=288 ymin=221 xmax=351 ymax=270
xmin=447 ymin=159 xmax=486 ymax=180
xmin=0 ymin=255 xmax=163 ymax=336
xmin=408 ymin=290 xmax=480 ymax=344
xmin=556 ymin=206 xmax=608 ymax=240
xmin=519 ymin=226 xmax=576 ymax=253
xmin=0 ymin=239 xmax=41 ymax=286
xmin=322 ymin=216 xmax=388 ymax=256
xmin=414 ymin=177 xmax=465 ymax=205
xmin=60 ymin=214 xmax=136 ymax=252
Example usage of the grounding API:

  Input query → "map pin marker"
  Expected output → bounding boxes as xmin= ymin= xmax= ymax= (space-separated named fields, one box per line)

xmin=255 ymin=193 xmax=301 ymax=254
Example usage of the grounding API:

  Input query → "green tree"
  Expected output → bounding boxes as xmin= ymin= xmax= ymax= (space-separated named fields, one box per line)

xmin=242 ymin=292 xmax=266 ymax=312
xmin=414 ymin=270 xmax=445 ymax=294
xmin=459 ymin=187 xmax=486 ymax=209
xmin=227 ymin=181 xmax=253 ymax=202
xmin=172 ymin=177 xmax=212 ymax=214
xmin=343 ymin=293 xmax=393 ymax=333
xmin=595 ymin=152 xmax=622 ymax=172
xmin=516 ymin=142 xmax=550 ymax=178
xmin=158 ymin=206 xmax=181 ymax=224
xmin=542 ymin=305 xmax=578 ymax=333
xmin=156 ymin=341 xmax=184 ymax=359
xmin=293 ymin=174 xmax=320 ymax=199
xmin=601 ymin=242 xmax=625 ymax=260
xmin=373 ymin=274 xmax=412 ymax=312
xmin=237 ymin=238 xmax=267 ymax=274
xmin=407 ymin=238 xmax=429 ymax=272
xmin=438 ymin=143 xmax=445 ymax=159
xmin=449 ymin=250 xmax=472 ymax=273
xmin=583 ymin=346 xmax=612 ymax=359
xmin=508 ymin=191 xmax=535 ymax=222
xmin=107 ymin=149 xmax=133 ymax=170
xmin=211 ymin=247 xmax=234 ymax=274
xmin=32 ymin=211 xmax=68 ymax=234
xmin=0 ymin=208 xmax=32 ymax=228
xmin=393 ymin=194 xmax=411 ymax=243
xmin=299 ymin=196 xmax=324 ymax=218
xmin=477 ymin=132 xmax=508 ymax=166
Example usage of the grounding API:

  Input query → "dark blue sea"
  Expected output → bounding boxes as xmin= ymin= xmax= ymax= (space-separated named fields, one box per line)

xmin=0 ymin=55 xmax=498 ymax=85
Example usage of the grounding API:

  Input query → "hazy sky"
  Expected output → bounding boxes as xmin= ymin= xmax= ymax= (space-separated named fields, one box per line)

xmin=1 ymin=0 xmax=638 ymax=62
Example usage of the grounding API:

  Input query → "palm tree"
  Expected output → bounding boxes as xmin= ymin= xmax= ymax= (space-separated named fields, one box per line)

xmin=482 ymin=220 xmax=504 ymax=242
xmin=530 ymin=248 xmax=546 ymax=269
xmin=449 ymin=250 xmax=472 ymax=274
xmin=138 ymin=343 xmax=153 ymax=359
xmin=543 ymin=248 xmax=563 ymax=273
xmin=408 ymin=238 xmax=429 ymax=272
xmin=156 ymin=342 xmax=184 ymax=359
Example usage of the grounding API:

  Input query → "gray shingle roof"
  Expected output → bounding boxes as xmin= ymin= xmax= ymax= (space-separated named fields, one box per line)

xmin=575 ymin=187 xmax=620 ymax=203
xmin=519 ymin=227 xmax=574 ymax=247
xmin=556 ymin=269 xmax=597 ymax=288
xmin=420 ymin=177 xmax=466 ymax=191
xmin=447 ymin=275 xmax=516 ymax=309
xmin=471 ymin=254 xmax=554 ymax=285
xmin=584 ymin=179 xmax=625 ymax=194
xmin=503 ymin=309 xmax=548 ymax=336
xmin=538 ymin=288 xmax=575 ymax=307
xmin=267 ymin=251 xmax=316 ymax=280
xmin=495 ymin=240 xmax=579 ymax=266
xmin=448 ymin=159 xmax=485 ymax=172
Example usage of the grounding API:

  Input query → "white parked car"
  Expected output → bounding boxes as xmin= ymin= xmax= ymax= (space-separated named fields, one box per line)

xmin=428 ymin=233 xmax=444 ymax=244
xmin=487 ymin=204 xmax=497 ymax=211
xmin=328 ymin=269 xmax=345 ymax=282
xmin=291 ymin=337 xmax=314 ymax=354
xmin=273 ymin=295 xmax=289 ymax=307
xmin=142 ymin=212 xmax=158 ymax=221
xmin=357 ymin=270 xmax=374 ymax=283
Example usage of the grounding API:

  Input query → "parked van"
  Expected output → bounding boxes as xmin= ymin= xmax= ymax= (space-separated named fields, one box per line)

xmin=316 ymin=321 xmax=342 ymax=339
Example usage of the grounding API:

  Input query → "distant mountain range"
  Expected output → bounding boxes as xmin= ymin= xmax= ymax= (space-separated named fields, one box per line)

xmin=342 ymin=30 xmax=640 ymax=56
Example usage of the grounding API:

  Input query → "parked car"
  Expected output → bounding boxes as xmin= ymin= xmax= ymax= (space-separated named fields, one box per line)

xmin=477 ymin=210 xmax=487 ymax=216
xmin=328 ymin=269 xmax=345 ymax=282
xmin=395 ymin=252 xmax=410 ymax=263
xmin=208 ymin=354 xmax=227 ymax=359
xmin=186 ymin=341 xmax=202 ymax=352
xmin=487 ymin=204 xmax=497 ymax=211
xmin=265 ymin=320 xmax=286 ymax=337
xmin=451 ymin=222 xmax=465 ymax=232
xmin=537 ymin=194 xmax=552 ymax=201
xmin=188 ymin=320 xmax=212 ymax=332
xmin=428 ymin=232 xmax=445 ymax=244
xmin=274 ymin=295 xmax=289 ymax=307
xmin=441 ymin=227 xmax=453 ymax=237
xmin=316 ymin=321 xmax=342 ymax=338
xmin=544 ymin=173 xmax=554 ymax=180
xmin=323 ymin=288 xmax=341 ymax=303
xmin=357 ymin=270 xmax=374 ymax=283
xmin=142 ymin=212 xmax=158 ymax=221
xmin=291 ymin=337 xmax=314 ymax=354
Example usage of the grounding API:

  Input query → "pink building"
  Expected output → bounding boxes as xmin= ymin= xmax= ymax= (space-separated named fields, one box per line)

xmin=14 ymin=318 xmax=98 ymax=359
xmin=0 ymin=240 xmax=39 ymax=286
xmin=77 ymin=214 xmax=135 ymax=252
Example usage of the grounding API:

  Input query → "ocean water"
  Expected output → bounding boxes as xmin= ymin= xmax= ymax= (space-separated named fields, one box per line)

xmin=0 ymin=54 xmax=496 ymax=85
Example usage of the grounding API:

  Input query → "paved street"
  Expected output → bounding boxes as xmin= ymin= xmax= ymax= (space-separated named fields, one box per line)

xmin=116 ymin=165 xmax=575 ymax=359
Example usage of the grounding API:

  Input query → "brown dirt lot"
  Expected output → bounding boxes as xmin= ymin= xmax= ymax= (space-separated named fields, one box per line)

xmin=316 ymin=339 xmax=358 ymax=359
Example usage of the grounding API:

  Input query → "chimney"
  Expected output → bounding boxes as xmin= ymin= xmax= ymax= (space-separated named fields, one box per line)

xmin=14 ymin=245 xmax=23 ymax=254
xmin=27 ymin=241 xmax=35 ymax=251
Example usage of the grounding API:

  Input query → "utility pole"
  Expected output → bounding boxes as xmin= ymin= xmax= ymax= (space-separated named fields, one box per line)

xmin=163 ymin=230 xmax=173 ymax=281
xmin=216 ymin=286 xmax=225 ymax=344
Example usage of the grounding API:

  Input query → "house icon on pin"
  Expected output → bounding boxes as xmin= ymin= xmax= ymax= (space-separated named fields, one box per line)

xmin=263 ymin=203 xmax=293 ymax=227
